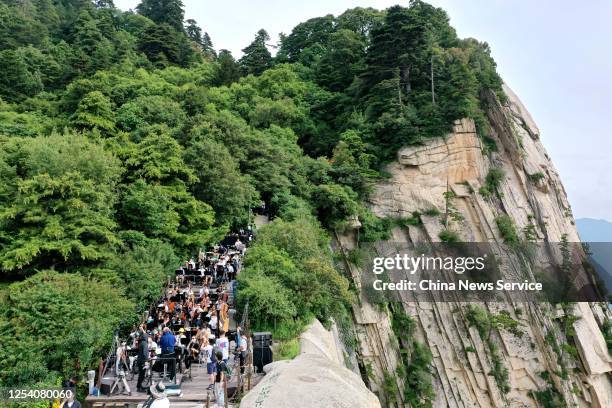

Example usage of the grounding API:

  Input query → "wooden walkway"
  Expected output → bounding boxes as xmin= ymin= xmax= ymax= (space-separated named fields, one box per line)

xmin=86 ymin=278 xmax=263 ymax=407
xmin=87 ymin=352 xmax=264 ymax=407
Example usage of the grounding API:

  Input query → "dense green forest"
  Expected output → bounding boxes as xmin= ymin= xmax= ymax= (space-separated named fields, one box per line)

xmin=0 ymin=0 xmax=503 ymax=394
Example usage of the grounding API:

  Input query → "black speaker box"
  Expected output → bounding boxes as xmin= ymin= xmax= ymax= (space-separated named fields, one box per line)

xmin=100 ymin=377 xmax=114 ymax=395
xmin=252 ymin=346 xmax=273 ymax=373
xmin=253 ymin=331 xmax=272 ymax=347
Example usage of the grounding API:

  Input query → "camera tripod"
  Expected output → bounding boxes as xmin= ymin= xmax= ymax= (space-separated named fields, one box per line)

xmin=105 ymin=334 xmax=132 ymax=396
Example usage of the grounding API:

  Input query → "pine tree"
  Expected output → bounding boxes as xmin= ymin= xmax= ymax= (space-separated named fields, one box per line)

xmin=72 ymin=10 xmax=113 ymax=74
xmin=185 ymin=19 xmax=215 ymax=59
xmin=216 ymin=49 xmax=241 ymax=86
xmin=136 ymin=0 xmax=185 ymax=32
xmin=185 ymin=18 xmax=202 ymax=44
xmin=316 ymin=29 xmax=365 ymax=91
xmin=239 ymin=29 xmax=272 ymax=76
xmin=202 ymin=32 xmax=216 ymax=58
xmin=0 ymin=49 xmax=43 ymax=102
xmin=33 ymin=0 xmax=60 ymax=36
xmin=138 ymin=23 xmax=195 ymax=67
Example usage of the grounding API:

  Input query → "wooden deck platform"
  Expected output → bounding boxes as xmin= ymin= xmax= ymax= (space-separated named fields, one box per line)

xmin=86 ymin=275 xmax=257 ymax=407
xmin=86 ymin=355 xmax=264 ymax=407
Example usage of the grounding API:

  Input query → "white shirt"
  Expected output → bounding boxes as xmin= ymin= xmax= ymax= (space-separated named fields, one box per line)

xmin=150 ymin=397 xmax=170 ymax=408
xmin=216 ymin=337 xmax=230 ymax=360
xmin=202 ymin=344 xmax=214 ymax=363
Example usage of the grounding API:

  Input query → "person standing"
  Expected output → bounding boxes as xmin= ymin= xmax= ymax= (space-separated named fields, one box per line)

xmin=159 ymin=327 xmax=176 ymax=380
xmin=215 ymin=331 xmax=230 ymax=363
xmin=136 ymin=332 xmax=149 ymax=393
xmin=238 ymin=333 xmax=248 ymax=374
xmin=213 ymin=350 xmax=227 ymax=408
xmin=226 ymin=262 xmax=235 ymax=282
xmin=203 ymin=337 xmax=215 ymax=389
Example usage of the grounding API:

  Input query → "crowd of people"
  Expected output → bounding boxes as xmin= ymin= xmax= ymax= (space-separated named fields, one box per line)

xmin=113 ymin=233 xmax=252 ymax=407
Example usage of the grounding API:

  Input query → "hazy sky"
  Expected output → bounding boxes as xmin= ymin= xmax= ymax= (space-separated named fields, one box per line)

xmin=115 ymin=0 xmax=612 ymax=221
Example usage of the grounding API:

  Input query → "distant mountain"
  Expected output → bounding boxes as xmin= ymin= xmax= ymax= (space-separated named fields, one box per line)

xmin=576 ymin=218 xmax=612 ymax=242
xmin=577 ymin=218 xmax=612 ymax=296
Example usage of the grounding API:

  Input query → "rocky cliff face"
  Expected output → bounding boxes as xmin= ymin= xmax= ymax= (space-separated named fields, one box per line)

xmin=335 ymin=85 xmax=611 ymax=407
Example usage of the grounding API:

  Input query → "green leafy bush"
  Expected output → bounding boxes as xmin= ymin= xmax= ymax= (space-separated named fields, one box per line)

xmin=604 ymin=319 xmax=612 ymax=355
xmin=491 ymin=310 xmax=523 ymax=337
xmin=528 ymin=172 xmax=545 ymax=183
xmin=488 ymin=339 xmax=510 ymax=393
xmin=358 ymin=208 xmax=393 ymax=242
xmin=439 ymin=229 xmax=461 ymax=243
xmin=313 ymin=183 xmax=359 ymax=227
xmin=423 ymin=208 xmax=441 ymax=217
xmin=480 ymin=167 xmax=505 ymax=198
xmin=495 ymin=215 xmax=519 ymax=246
xmin=482 ymin=136 xmax=498 ymax=153
xmin=392 ymin=310 xmax=416 ymax=337
xmin=403 ymin=341 xmax=435 ymax=406
xmin=275 ymin=338 xmax=301 ymax=361
xmin=239 ymin=218 xmax=352 ymax=338
xmin=0 ymin=271 xmax=135 ymax=386
xmin=466 ymin=305 xmax=491 ymax=338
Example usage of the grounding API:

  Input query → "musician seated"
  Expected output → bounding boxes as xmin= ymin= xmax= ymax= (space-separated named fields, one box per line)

xmin=184 ymin=337 xmax=201 ymax=369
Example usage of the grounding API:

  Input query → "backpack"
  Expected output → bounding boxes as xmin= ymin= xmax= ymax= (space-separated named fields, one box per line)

xmin=223 ymin=361 xmax=232 ymax=377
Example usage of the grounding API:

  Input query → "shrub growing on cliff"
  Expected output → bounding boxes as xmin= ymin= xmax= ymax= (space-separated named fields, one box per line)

xmin=487 ymin=167 xmax=505 ymax=187
xmin=488 ymin=339 xmax=510 ymax=393
xmin=312 ymin=183 xmax=360 ymax=228
xmin=480 ymin=167 xmax=505 ymax=198
xmin=389 ymin=303 xmax=435 ymax=406
xmin=392 ymin=308 xmax=416 ymax=337
xmin=403 ymin=341 xmax=435 ymax=406
xmin=528 ymin=172 xmax=545 ymax=183
xmin=439 ymin=229 xmax=461 ymax=243
xmin=395 ymin=212 xmax=423 ymax=227
xmin=358 ymin=208 xmax=393 ymax=242
xmin=604 ymin=319 xmax=612 ymax=355
xmin=424 ymin=208 xmax=441 ymax=217
xmin=495 ymin=215 xmax=519 ymax=246
xmin=466 ymin=305 xmax=513 ymax=393
xmin=466 ymin=305 xmax=491 ymax=338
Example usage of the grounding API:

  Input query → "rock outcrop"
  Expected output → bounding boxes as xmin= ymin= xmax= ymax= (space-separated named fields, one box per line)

xmin=240 ymin=320 xmax=381 ymax=408
xmin=335 ymin=85 xmax=611 ymax=407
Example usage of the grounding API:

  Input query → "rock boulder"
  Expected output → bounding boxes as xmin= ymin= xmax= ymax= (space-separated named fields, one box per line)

xmin=240 ymin=320 xmax=381 ymax=408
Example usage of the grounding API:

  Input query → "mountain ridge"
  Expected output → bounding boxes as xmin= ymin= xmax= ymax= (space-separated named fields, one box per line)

xmin=577 ymin=217 xmax=612 ymax=242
